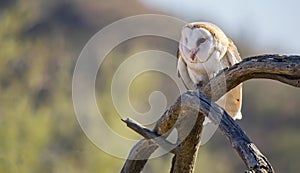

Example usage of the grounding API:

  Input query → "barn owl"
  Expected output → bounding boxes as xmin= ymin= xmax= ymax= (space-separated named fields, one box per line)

xmin=177 ymin=22 xmax=242 ymax=120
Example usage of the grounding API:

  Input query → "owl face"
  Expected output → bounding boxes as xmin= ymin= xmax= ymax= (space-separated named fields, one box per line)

xmin=179 ymin=22 xmax=229 ymax=64
xmin=179 ymin=25 xmax=215 ymax=63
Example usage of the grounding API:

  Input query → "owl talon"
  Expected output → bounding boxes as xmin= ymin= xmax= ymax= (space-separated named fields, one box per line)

xmin=196 ymin=81 xmax=204 ymax=89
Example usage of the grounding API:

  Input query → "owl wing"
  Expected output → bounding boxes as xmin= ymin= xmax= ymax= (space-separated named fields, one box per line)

xmin=225 ymin=38 xmax=242 ymax=64
xmin=177 ymin=50 xmax=196 ymax=90
xmin=217 ymin=84 xmax=242 ymax=120
xmin=218 ymin=39 xmax=243 ymax=119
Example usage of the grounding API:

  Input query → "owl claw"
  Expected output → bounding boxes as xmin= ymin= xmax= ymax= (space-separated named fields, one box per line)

xmin=196 ymin=81 xmax=204 ymax=89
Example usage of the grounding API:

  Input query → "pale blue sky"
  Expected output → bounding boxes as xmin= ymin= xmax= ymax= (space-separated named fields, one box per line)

xmin=140 ymin=0 xmax=300 ymax=55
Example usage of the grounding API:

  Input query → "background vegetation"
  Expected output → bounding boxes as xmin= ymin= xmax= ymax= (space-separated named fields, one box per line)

xmin=0 ymin=0 xmax=299 ymax=172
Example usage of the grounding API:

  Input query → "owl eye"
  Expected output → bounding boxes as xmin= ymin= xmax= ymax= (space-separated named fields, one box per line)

xmin=196 ymin=38 xmax=206 ymax=47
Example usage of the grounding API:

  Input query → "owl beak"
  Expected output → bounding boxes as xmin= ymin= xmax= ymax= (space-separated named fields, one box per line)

xmin=190 ymin=48 xmax=199 ymax=61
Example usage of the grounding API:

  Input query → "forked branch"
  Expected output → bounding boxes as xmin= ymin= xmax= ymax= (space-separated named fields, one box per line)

xmin=121 ymin=55 xmax=300 ymax=173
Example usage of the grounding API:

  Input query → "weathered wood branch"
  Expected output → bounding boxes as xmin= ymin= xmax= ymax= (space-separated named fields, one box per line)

xmin=121 ymin=118 xmax=177 ymax=153
xmin=202 ymin=54 xmax=300 ymax=100
xmin=121 ymin=98 xmax=204 ymax=173
xmin=121 ymin=55 xmax=300 ymax=173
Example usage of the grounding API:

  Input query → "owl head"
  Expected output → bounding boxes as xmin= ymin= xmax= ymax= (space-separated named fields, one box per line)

xmin=179 ymin=22 xmax=229 ymax=63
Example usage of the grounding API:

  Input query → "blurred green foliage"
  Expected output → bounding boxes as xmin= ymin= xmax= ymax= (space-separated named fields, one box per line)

xmin=0 ymin=0 xmax=299 ymax=173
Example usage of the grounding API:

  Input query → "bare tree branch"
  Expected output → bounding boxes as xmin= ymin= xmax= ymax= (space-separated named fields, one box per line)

xmin=202 ymin=54 xmax=300 ymax=100
xmin=121 ymin=118 xmax=176 ymax=153
xmin=121 ymin=54 xmax=300 ymax=173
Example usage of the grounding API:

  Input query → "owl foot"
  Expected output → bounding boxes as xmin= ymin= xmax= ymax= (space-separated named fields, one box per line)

xmin=195 ymin=81 xmax=204 ymax=89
